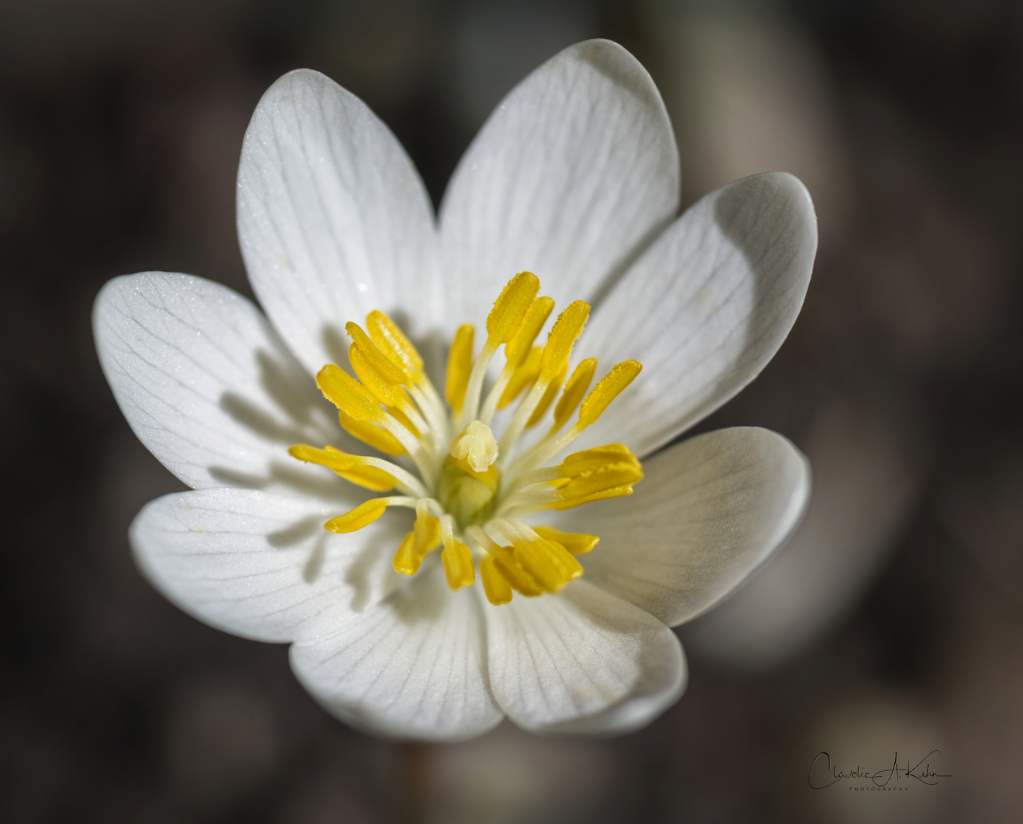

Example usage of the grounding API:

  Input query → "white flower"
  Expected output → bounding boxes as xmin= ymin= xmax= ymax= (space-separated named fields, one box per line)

xmin=93 ymin=40 xmax=816 ymax=740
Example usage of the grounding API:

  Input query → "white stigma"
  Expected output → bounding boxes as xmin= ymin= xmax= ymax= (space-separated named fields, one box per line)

xmin=449 ymin=420 xmax=499 ymax=472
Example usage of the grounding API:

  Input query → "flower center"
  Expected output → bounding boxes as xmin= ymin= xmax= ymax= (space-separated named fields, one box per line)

xmin=438 ymin=422 xmax=500 ymax=528
xmin=288 ymin=272 xmax=643 ymax=606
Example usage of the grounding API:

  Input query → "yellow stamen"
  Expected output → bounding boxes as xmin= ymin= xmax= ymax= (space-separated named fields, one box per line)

xmin=392 ymin=504 xmax=443 ymax=575
xmin=288 ymin=444 xmax=397 ymax=491
xmin=509 ymin=361 xmax=644 ymax=475
xmin=392 ymin=532 xmax=421 ymax=575
xmin=440 ymin=517 xmax=475 ymax=589
xmin=499 ymin=447 xmax=642 ymax=513
xmin=337 ymin=409 xmax=406 ymax=456
xmin=512 ymin=538 xmax=582 ymax=592
xmin=487 ymin=271 xmax=540 ymax=344
xmin=324 ymin=498 xmax=390 ymax=533
xmin=414 ymin=505 xmax=442 ymax=556
xmin=498 ymin=346 xmax=542 ymax=409
xmin=532 ymin=526 xmax=600 ymax=555
xmin=579 ymin=360 xmax=643 ymax=427
xmin=442 ymin=541 xmax=475 ymax=589
xmin=505 ymin=296 xmax=554 ymax=368
xmin=317 ymin=364 xmax=384 ymax=423
xmin=492 ymin=545 xmax=545 ymax=596
xmin=346 ymin=322 xmax=408 ymax=384
xmin=526 ymin=362 xmax=567 ymax=428
xmin=468 ymin=525 xmax=544 ymax=597
xmin=480 ymin=556 xmax=513 ymax=605
xmin=562 ymin=462 xmax=644 ymax=498
xmin=553 ymin=358 xmax=597 ymax=430
xmin=349 ymin=344 xmax=411 ymax=408
xmin=552 ymin=483 xmax=634 ymax=510
xmin=446 ymin=324 xmax=474 ymax=413
xmin=561 ymin=444 xmax=641 ymax=477
xmin=540 ymin=301 xmax=589 ymax=379
xmin=366 ymin=310 xmax=423 ymax=380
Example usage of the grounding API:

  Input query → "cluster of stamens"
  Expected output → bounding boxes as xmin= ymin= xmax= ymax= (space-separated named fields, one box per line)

xmin=289 ymin=272 xmax=643 ymax=605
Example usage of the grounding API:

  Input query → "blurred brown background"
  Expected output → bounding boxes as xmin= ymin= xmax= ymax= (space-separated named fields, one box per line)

xmin=2 ymin=0 xmax=1022 ymax=821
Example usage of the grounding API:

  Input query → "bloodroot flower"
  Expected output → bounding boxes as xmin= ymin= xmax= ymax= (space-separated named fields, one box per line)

xmin=94 ymin=40 xmax=816 ymax=740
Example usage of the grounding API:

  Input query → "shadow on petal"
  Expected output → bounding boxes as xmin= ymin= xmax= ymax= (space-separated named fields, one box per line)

xmin=267 ymin=515 xmax=323 ymax=548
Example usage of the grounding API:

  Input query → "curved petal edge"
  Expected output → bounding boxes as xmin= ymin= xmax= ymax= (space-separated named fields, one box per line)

xmin=439 ymin=39 xmax=680 ymax=335
xmin=578 ymin=172 xmax=817 ymax=457
xmin=549 ymin=427 xmax=811 ymax=627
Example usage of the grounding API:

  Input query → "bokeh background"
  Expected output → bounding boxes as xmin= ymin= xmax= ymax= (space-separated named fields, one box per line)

xmin=3 ymin=0 xmax=1022 ymax=821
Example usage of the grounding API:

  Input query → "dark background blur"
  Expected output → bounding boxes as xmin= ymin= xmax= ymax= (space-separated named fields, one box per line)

xmin=3 ymin=0 xmax=1022 ymax=821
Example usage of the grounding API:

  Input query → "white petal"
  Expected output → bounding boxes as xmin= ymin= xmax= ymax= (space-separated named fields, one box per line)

xmin=237 ymin=69 xmax=442 ymax=377
xmin=439 ymin=39 xmax=679 ymax=333
xmin=549 ymin=427 xmax=810 ymax=627
xmin=290 ymin=566 xmax=502 ymax=741
xmin=577 ymin=172 xmax=817 ymax=457
xmin=93 ymin=272 xmax=345 ymax=493
xmin=484 ymin=581 xmax=685 ymax=735
xmin=130 ymin=489 xmax=406 ymax=643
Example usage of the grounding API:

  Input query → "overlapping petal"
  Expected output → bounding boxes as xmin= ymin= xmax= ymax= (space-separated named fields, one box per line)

xmin=237 ymin=69 xmax=442 ymax=377
xmin=290 ymin=566 xmax=502 ymax=741
xmin=484 ymin=580 xmax=686 ymax=734
xmin=577 ymin=172 xmax=816 ymax=458
xmin=93 ymin=272 xmax=349 ymax=494
xmin=131 ymin=488 xmax=406 ymax=642
xmin=439 ymin=39 xmax=680 ymax=332
xmin=550 ymin=427 xmax=810 ymax=627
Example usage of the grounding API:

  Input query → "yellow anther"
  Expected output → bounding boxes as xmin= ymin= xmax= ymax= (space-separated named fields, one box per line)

xmin=480 ymin=556 xmax=513 ymax=605
xmin=349 ymin=344 xmax=410 ymax=408
xmin=288 ymin=444 xmax=397 ymax=491
xmin=561 ymin=444 xmax=641 ymax=477
xmin=533 ymin=526 xmax=600 ymax=555
xmin=392 ymin=532 xmax=421 ymax=575
xmin=538 ymin=538 xmax=584 ymax=584
xmin=366 ymin=310 xmax=423 ymax=378
xmin=317 ymin=364 xmax=383 ymax=423
xmin=526 ymin=362 xmax=567 ymax=428
xmin=346 ymin=322 xmax=408 ymax=384
xmin=491 ymin=546 xmax=545 ymax=597
xmin=337 ymin=409 xmax=406 ymax=456
xmin=446 ymin=324 xmax=474 ymax=412
xmin=324 ymin=498 xmax=389 ymax=533
xmin=448 ymin=420 xmax=498 ymax=473
xmin=563 ymin=442 xmax=638 ymax=466
xmin=335 ymin=465 xmax=398 ymax=492
xmin=414 ymin=509 xmax=442 ymax=555
xmin=512 ymin=539 xmax=582 ymax=592
xmin=505 ymin=296 xmax=554 ymax=368
xmin=289 ymin=443 xmax=359 ymax=470
xmin=578 ymin=360 xmax=642 ymax=427
xmin=487 ymin=271 xmax=540 ymax=344
xmin=442 ymin=539 xmax=475 ymax=589
xmin=540 ymin=301 xmax=589 ymax=379
xmin=552 ymin=483 xmax=634 ymax=511
xmin=563 ymin=463 xmax=643 ymax=498
xmin=554 ymin=358 xmax=597 ymax=428
xmin=498 ymin=346 xmax=541 ymax=409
